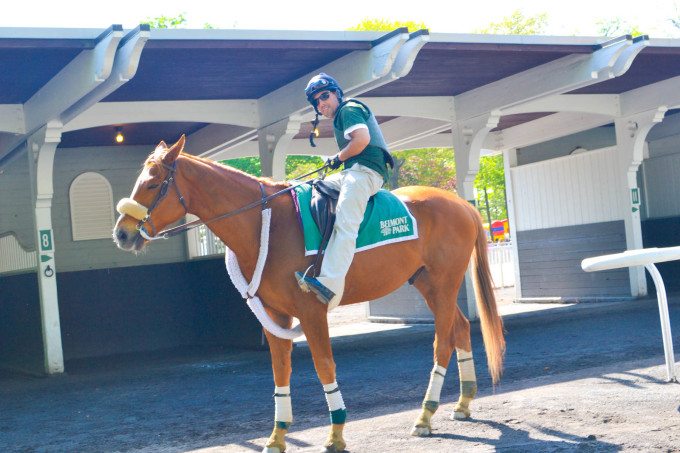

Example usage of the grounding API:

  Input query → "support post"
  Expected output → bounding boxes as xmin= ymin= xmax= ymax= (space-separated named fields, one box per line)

xmin=452 ymin=113 xmax=501 ymax=319
xmin=27 ymin=121 xmax=64 ymax=374
xmin=257 ymin=117 xmax=302 ymax=179
xmin=614 ymin=107 xmax=667 ymax=297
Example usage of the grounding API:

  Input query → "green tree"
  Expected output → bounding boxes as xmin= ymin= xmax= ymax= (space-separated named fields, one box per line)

xmin=391 ymin=148 xmax=456 ymax=191
xmin=221 ymin=155 xmax=326 ymax=180
xmin=142 ymin=13 xmax=215 ymax=29
xmin=474 ymin=155 xmax=507 ymax=224
xmin=348 ymin=19 xmax=427 ymax=32
xmin=476 ymin=10 xmax=548 ymax=35
xmin=142 ymin=13 xmax=188 ymax=29
xmin=596 ymin=18 xmax=643 ymax=37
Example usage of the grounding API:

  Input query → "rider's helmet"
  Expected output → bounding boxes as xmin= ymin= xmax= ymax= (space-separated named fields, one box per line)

xmin=304 ymin=73 xmax=344 ymax=109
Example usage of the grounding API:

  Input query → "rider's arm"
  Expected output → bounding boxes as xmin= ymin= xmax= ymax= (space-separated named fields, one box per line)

xmin=337 ymin=127 xmax=370 ymax=161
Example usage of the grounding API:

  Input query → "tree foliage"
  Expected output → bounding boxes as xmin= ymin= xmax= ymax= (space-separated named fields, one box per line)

xmin=142 ymin=13 xmax=214 ymax=29
xmin=390 ymin=148 xmax=456 ymax=190
xmin=474 ymin=155 xmax=507 ymax=222
xmin=221 ymin=155 xmax=325 ymax=180
xmin=596 ymin=18 xmax=643 ymax=37
xmin=348 ymin=19 xmax=427 ymax=32
xmin=475 ymin=10 xmax=548 ymax=35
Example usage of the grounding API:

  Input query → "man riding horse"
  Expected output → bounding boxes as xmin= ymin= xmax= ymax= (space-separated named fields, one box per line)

xmin=296 ymin=73 xmax=393 ymax=308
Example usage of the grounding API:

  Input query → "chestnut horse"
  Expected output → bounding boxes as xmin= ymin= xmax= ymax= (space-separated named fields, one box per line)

xmin=113 ymin=136 xmax=505 ymax=453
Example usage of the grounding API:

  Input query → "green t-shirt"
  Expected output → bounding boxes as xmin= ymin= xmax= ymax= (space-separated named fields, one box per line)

xmin=333 ymin=101 xmax=389 ymax=182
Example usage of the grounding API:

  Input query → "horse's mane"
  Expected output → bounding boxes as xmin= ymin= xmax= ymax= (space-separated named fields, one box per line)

xmin=143 ymin=144 xmax=292 ymax=191
xmin=179 ymin=152 xmax=291 ymax=190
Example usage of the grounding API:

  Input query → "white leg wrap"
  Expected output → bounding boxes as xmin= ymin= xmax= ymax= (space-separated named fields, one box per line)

xmin=456 ymin=349 xmax=476 ymax=381
xmin=424 ymin=363 xmax=447 ymax=403
xmin=323 ymin=382 xmax=346 ymax=411
xmin=274 ymin=386 xmax=293 ymax=423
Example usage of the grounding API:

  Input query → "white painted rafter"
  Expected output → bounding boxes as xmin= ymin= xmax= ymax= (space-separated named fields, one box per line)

xmin=454 ymin=36 xmax=648 ymax=122
xmin=64 ymin=99 xmax=259 ymax=132
xmin=502 ymin=94 xmax=620 ymax=117
xmin=0 ymin=105 xmax=23 ymax=134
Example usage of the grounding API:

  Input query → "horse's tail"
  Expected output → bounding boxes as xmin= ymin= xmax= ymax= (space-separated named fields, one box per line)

xmin=471 ymin=214 xmax=506 ymax=384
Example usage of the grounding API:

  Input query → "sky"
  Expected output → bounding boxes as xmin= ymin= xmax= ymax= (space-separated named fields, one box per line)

xmin=2 ymin=0 xmax=680 ymax=38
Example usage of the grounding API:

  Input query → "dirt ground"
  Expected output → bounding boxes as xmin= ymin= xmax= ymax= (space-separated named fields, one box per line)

xmin=2 ymin=289 xmax=679 ymax=453
xmin=203 ymin=359 xmax=679 ymax=453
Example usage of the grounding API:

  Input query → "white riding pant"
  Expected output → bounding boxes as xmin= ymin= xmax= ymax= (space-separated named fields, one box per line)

xmin=316 ymin=163 xmax=384 ymax=306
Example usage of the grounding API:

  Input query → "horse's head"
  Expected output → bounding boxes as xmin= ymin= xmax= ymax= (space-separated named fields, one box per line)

xmin=113 ymin=135 xmax=189 ymax=252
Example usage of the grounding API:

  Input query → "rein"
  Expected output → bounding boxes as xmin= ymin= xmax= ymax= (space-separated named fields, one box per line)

xmin=121 ymin=160 xmax=328 ymax=241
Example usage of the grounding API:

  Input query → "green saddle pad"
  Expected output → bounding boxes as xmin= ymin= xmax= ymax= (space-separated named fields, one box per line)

xmin=294 ymin=183 xmax=418 ymax=256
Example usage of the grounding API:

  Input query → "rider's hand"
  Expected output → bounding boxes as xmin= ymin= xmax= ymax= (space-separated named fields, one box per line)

xmin=326 ymin=154 xmax=343 ymax=170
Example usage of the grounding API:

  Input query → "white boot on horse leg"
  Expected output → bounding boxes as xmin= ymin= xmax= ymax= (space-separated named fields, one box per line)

xmin=452 ymin=348 xmax=478 ymax=420
xmin=322 ymin=381 xmax=347 ymax=452
xmin=263 ymin=386 xmax=293 ymax=453
xmin=411 ymin=363 xmax=446 ymax=436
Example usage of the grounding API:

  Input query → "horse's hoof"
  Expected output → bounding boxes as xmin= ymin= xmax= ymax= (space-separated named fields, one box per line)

xmin=451 ymin=410 xmax=471 ymax=420
xmin=410 ymin=425 xmax=431 ymax=437
xmin=322 ymin=444 xmax=345 ymax=453
xmin=262 ymin=447 xmax=282 ymax=453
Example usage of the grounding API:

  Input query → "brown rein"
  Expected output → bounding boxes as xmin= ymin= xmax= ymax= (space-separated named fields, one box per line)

xmin=148 ymin=164 xmax=328 ymax=240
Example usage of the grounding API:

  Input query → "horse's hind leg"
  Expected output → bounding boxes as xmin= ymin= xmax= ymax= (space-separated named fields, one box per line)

xmin=410 ymin=269 xmax=464 ymax=436
xmin=451 ymin=307 xmax=478 ymax=420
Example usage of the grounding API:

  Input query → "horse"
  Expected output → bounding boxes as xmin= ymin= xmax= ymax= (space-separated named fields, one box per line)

xmin=113 ymin=135 xmax=505 ymax=453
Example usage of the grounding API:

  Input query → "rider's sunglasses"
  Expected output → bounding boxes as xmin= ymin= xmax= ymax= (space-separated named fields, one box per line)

xmin=313 ymin=91 xmax=332 ymax=106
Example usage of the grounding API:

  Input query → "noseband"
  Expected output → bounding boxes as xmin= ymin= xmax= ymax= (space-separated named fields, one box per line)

xmin=117 ymin=161 xmax=188 ymax=241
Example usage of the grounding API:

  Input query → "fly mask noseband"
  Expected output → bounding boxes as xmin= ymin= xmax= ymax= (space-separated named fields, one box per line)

xmin=116 ymin=161 xmax=188 ymax=240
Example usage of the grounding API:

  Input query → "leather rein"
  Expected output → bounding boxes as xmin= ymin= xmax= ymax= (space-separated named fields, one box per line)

xmin=131 ymin=160 xmax=326 ymax=241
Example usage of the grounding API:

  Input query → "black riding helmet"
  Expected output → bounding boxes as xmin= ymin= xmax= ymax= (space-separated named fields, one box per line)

xmin=305 ymin=73 xmax=344 ymax=112
xmin=305 ymin=73 xmax=344 ymax=147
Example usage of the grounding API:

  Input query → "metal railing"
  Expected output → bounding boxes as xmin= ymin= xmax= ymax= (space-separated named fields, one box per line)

xmin=488 ymin=241 xmax=515 ymax=288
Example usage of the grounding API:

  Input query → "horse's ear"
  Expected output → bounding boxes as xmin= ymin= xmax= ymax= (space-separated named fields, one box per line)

xmin=156 ymin=140 xmax=168 ymax=151
xmin=163 ymin=135 xmax=185 ymax=165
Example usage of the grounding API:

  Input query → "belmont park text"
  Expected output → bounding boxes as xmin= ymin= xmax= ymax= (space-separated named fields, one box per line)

xmin=380 ymin=216 xmax=410 ymax=235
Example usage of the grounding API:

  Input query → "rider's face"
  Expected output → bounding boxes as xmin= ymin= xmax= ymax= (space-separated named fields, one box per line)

xmin=314 ymin=90 xmax=339 ymax=118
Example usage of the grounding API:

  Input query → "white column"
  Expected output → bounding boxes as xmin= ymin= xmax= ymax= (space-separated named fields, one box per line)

xmin=27 ymin=121 xmax=64 ymax=374
xmin=503 ymin=148 xmax=522 ymax=300
xmin=613 ymin=107 xmax=667 ymax=297
xmin=257 ymin=117 xmax=302 ymax=179
xmin=452 ymin=113 xmax=501 ymax=319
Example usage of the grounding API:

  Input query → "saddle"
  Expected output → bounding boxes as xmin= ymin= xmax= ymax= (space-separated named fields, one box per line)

xmin=308 ymin=179 xmax=340 ymax=275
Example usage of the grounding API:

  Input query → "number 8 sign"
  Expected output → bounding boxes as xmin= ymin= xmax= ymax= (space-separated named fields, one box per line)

xmin=39 ymin=229 xmax=53 ymax=252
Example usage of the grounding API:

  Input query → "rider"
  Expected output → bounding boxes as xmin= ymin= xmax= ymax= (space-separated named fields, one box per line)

xmin=296 ymin=73 xmax=392 ymax=307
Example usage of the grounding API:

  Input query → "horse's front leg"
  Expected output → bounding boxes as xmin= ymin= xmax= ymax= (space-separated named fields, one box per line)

xmin=262 ymin=312 xmax=294 ymax=453
xmin=300 ymin=311 xmax=347 ymax=453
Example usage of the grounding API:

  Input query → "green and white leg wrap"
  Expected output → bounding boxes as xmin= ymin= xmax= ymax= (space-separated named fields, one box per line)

xmin=453 ymin=348 xmax=478 ymax=420
xmin=411 ymin=363 xmax=446 ymax=436
xmin=323 ymin=382 xmax=347 ymax=425
xmin=424 ymin=363 xmax=447 ymax=412
xmin=265 ymin=386 xmax=292 ymax=453
xmin=274 ymin=386 xmax=293 ymax=428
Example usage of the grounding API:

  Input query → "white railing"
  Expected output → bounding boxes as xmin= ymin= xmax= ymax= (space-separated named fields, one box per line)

xmin=0 ymin=233 xmax=37 ymax=275
xmin=488 ymin=241 xmax=515 ymax=289
xmin=186 ymin=215 xmax=225 ymax=259
xmin=582 ymin=247 xmax=679 ymax=382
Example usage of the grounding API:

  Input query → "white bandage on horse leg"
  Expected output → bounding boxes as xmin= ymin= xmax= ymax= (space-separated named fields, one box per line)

xmin=453 ymin=348 xmax=478 ymax=420
xmin=424 ymin=363 xmax=447 ymax=405
xmin=274 ymin=386 xmax=293 ymax=425
xmin=323 ymin=382 xmax=347 ymax=424
xmin=116 ymin=197 xmax=148 ymax=221
xmin=456 ymin=348 xmax=476 ymax=382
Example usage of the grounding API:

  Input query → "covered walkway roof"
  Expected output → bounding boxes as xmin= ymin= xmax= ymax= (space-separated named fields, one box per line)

xmin=1 ymin=26 xmax=680 ymax=169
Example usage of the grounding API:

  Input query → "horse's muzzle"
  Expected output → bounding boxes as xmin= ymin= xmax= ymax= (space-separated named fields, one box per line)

xmin=113 ymin=219 xmax=146 ymax=252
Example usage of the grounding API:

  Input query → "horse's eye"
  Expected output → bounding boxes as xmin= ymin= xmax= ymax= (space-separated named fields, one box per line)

xmin=147 ymin=184 xmax=159 ymax=190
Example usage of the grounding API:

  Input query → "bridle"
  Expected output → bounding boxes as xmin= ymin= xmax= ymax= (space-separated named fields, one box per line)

xmin=118 ymin=158 xmax=329 ymax=242
xmin=134 ymin=161 xmax=188 ymax=241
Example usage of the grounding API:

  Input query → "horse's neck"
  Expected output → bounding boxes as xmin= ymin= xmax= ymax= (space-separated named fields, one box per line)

xmin=181 ymin=156 xmax=263 ymax=274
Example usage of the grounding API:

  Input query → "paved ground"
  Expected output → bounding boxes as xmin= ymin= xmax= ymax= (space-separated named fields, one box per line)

xmin=1 ymin=290 xmax=679 ymax=453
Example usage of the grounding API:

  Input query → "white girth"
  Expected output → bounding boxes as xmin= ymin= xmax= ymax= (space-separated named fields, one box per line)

xmin=225 ymin=208 xmax=304 ymax=340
